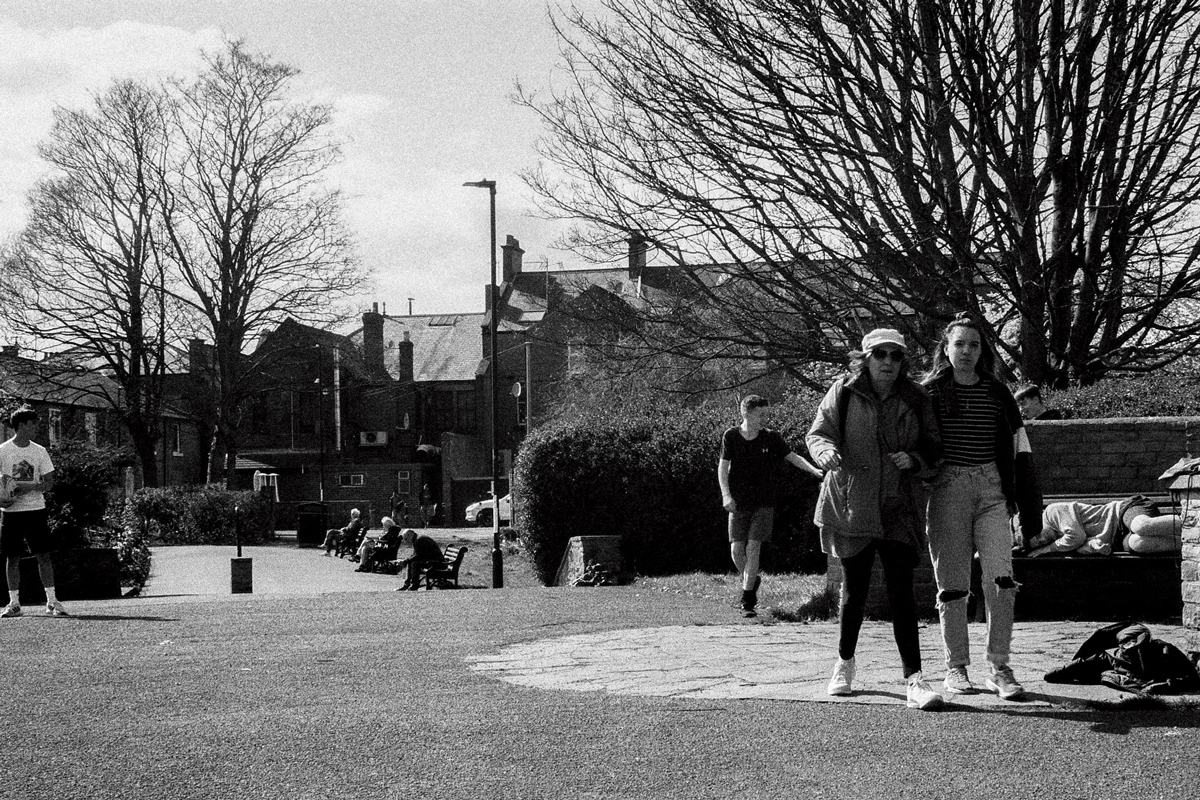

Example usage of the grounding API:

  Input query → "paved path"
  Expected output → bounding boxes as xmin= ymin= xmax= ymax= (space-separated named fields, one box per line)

xmin=142 ymin=526 xmax=497 ymax=598
xmin=467 ymin=618 xmax=1180 ymax=708
xmin=143 ymin=542 xmax=1195 ymax=709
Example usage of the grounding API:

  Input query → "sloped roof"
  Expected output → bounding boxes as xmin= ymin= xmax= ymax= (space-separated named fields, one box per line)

xmin=0 ymin=355 xmax=120 ymax=410
xmin=347 ymin=313 xmax=486 ymax=384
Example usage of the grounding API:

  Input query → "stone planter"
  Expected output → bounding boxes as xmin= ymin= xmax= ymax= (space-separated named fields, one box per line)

xmin=0 ymin=547 xmax=122 ymax=605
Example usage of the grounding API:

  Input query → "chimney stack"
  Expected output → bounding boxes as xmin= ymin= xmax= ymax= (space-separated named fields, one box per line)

xmin=363 ymin=305 xmax=385 ymax=376
xmin=397 ymin=330 xmax=415 ymax=385
xmin=627 ymin=234 xmax=648 ymax=279
xmin=502 ymin=235 xmax=524 ymax=284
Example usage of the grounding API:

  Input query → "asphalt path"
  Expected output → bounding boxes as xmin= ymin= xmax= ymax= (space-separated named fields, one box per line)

xmin=0 ymin=544 xmax=1197 ymax=799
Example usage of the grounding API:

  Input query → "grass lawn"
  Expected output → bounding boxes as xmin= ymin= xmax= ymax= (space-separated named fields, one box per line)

xmin=473 ymin=536 xmax=835 ymax=620
xmin=638 ymin=571 xmax=836 ymax=621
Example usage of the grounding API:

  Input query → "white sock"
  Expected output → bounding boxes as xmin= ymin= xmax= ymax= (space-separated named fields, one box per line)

xmin=8 ymin=590 xmax=18 ymax=605
xmin=45 ymin=587 xmax=57 ymax=603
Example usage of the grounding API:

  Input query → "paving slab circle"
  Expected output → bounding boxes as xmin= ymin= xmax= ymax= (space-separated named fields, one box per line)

xmin=467 ymin=622 xmax=1151 ymax=708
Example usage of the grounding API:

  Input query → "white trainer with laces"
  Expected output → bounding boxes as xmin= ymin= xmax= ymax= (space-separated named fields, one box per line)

xmin=1 ymin=602 xmax=22 ymax=618
xmin=827 ymin=657 xmax=855 ymax=696
xmin=906 ymin=672 xmax=944 ymax=710
xmin=46 ymin=600 xmax=70 ymax=617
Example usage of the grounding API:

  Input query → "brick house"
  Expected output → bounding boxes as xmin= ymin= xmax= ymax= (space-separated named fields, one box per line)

xmin=0 ymin=345 xmax=205 ymax=495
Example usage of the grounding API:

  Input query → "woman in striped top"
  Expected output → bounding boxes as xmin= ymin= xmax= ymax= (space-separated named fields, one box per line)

xmin=923 ymin=313 xmax=1033 ymax=701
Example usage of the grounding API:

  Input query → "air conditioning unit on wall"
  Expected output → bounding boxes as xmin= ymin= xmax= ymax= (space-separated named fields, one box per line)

xmin=359 ymin=431 xmax=388 ymax=446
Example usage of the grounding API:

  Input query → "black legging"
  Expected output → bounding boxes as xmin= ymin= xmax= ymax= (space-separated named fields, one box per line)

xmin=838 ymin=539 xmax=922 ymax=678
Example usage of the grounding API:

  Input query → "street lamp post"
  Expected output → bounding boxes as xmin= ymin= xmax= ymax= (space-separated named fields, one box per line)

xmin=464 ymin=179 xmax=503 ymax=588
xmin=315 ymin=342 xmax=326 ymax=502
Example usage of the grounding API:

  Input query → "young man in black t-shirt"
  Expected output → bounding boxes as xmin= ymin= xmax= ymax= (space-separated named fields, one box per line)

xmin=718 ymin=395 xmax=823 ymax=616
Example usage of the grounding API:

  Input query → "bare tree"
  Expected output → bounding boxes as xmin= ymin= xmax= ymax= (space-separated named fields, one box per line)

xmin=4 ymin=80 xmax=171 ymax=484
xmin=156 ymin=40 xmax=364 ymax=482
xmin=521 ymin=0 xmax=1200 ymax=386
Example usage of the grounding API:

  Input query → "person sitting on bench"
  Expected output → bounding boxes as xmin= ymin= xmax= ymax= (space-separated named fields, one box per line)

xmin=395 ymin=529 xmax=444 ymax=590
xmin=322 ymin=508 xmax=363 ymax=556
xmin=355 ymin=516 xmax=403 ymax=572
xmin=1025 ymin=495 xmax=1180 ymax=557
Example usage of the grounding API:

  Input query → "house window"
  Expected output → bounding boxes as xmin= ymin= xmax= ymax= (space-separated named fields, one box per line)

xmin=338 ymin=473 xmax=364 ymax=487
xmin=85 ymin=412 xmax=99 ymax=445
xmin=427 ymin=389 xmax=477 ymax=433
xmin=48 ymin=409 xmax=62 ymax=444
xmin=396 ymin=470 xmax=411 ymax=496
xmin=172 ymin=422 xmax=184 ymax=456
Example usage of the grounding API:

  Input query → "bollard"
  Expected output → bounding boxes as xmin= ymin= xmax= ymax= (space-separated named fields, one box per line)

xmin=231 ymin=556 xmax=253 ymax=594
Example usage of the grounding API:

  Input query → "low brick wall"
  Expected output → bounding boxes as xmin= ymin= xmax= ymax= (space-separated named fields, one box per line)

xmin=1026 ymin=416 xmax=1200 ymax=495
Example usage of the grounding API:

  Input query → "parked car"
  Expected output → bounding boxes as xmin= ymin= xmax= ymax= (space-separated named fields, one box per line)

xmin=465 ymin=493 xmax=511 ymax=526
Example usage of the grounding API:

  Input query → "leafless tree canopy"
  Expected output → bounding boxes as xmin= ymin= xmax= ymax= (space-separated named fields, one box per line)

xmin=4 ymin=39 xmax=365 ymax=483
xmin=158 ymin=41 xmax=364 ymax=479
xmin=6 ymin=80 xmax=172 ymax=482
xmin=522 ymin=0 xmax=1200 ymax=386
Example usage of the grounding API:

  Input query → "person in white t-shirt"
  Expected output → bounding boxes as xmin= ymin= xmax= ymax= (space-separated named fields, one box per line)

xmin=0 ymin=407 xmax=66 ymax=618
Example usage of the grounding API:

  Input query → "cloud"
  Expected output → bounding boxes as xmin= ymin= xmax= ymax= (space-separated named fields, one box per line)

xmin=0 ymin=20 xmax=223 ymax=236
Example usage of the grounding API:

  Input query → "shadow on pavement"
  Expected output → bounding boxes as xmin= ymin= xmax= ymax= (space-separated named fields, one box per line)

xmin=57 ymin=613 xmax=180 ymax=622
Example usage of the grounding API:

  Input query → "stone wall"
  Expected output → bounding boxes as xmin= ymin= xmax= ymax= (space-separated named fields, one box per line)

xmin=1181 ymin=486 xmax=1200 ymax=651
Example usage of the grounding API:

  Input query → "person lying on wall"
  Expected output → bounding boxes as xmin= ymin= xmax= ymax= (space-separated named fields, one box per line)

xmin=1020 ymin=495 xmax=1181 ymax=557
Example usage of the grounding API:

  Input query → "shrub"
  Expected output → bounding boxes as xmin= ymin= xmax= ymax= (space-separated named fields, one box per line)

xmin=45 ymin=440 xmax=132 ymax=549
xmin=129 ymin=484 xmax=274 ymax=545
xmin=87 ymin=504 xmax=153 ymax=590
xmin=514 ymin=389 xmax=825 ymax=585
xmin=1048 ymin=368 xmax=1200 ymax=418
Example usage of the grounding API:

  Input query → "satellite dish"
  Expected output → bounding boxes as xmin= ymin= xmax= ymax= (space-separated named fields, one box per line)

xmin=511 ymin=381 xmax=523 ymax=397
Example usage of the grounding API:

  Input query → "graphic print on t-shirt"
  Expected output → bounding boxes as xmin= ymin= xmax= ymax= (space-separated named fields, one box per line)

xmin=10 ymin=459 xmax=35 ymax=482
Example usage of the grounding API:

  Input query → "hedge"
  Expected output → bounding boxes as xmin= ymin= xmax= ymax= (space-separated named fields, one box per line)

xmin=129 ymin=485 xmax=274 ymax=545
xmin=514 ymin=390 xmax=825 ymax=586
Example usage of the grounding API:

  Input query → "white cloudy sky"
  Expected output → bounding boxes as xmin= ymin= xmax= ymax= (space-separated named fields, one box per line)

xmin=0 ymin=0 xmax=604 ymax=322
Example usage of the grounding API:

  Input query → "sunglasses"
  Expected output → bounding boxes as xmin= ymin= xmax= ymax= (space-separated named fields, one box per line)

xmin=870 ymin=348 xmax=904 ymax=363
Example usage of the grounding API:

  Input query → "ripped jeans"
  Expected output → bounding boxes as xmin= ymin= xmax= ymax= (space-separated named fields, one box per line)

xmin=926 ymin=462 xmax=1016 ymax=671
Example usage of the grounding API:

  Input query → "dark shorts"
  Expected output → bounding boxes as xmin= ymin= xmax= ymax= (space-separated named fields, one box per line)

xmin=0 ymin=509 xmax=53 ymax=558
xmin=1115 ymin=495 xmax=1159 ymax=551
xmin=728 ymin=506 xmax=774 ymax=543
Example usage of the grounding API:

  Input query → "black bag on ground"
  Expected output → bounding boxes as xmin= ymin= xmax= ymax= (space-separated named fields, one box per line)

xmin=1044 ymin=621 xmax=1200 ymax=695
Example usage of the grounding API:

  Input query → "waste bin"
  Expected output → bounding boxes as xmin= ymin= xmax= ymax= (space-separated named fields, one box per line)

xmin=296 ymin=501 xmax=328 ymax=548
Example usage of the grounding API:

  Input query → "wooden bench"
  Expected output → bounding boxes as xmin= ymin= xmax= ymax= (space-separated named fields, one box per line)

xmin=419 ymin=546 xmax=468 ymax=590
xmin=967 ymin=492 xmax=1183 ymax=621
xmin=839 ymin=491 xmax=1188 ymax=622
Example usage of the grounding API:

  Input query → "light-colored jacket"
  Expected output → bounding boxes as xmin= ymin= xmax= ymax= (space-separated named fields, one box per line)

xmin=806 ymin=373 xmax=941 ymax=556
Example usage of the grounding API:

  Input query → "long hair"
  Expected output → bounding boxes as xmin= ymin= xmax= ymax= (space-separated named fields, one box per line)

xmin=924 ymin=312 xmax=998 ymax=383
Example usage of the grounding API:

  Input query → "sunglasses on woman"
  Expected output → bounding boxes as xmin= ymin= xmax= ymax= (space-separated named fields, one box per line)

xmin=870 ymin=348 xmax=904 ymax=363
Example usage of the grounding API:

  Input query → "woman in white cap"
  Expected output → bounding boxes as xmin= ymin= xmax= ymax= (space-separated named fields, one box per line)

xmin=922 ymin=312 xmax=1039 ymax=701
xmin=807 ymin=327 xmax=945 ymax=710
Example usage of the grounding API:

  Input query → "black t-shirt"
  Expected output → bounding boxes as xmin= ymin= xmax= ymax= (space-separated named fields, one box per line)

xmin=720 ymin=427 xmax=791 ymax=509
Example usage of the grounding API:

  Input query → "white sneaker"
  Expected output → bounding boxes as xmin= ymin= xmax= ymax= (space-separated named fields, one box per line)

xmin=0 ymin=602 xmax=22 ymax=618
xmin=906 ymin=672 xmax=944 ymax=710
xmin=827 ymin=657 xmax=855 ymax=696
xmin=943 ymin=666 xmax=976 ymax=694
xmin=985 ymin=665 xmax=1025 ymax=700
xmin=46 ymin=600 xmax=70 ymax=617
